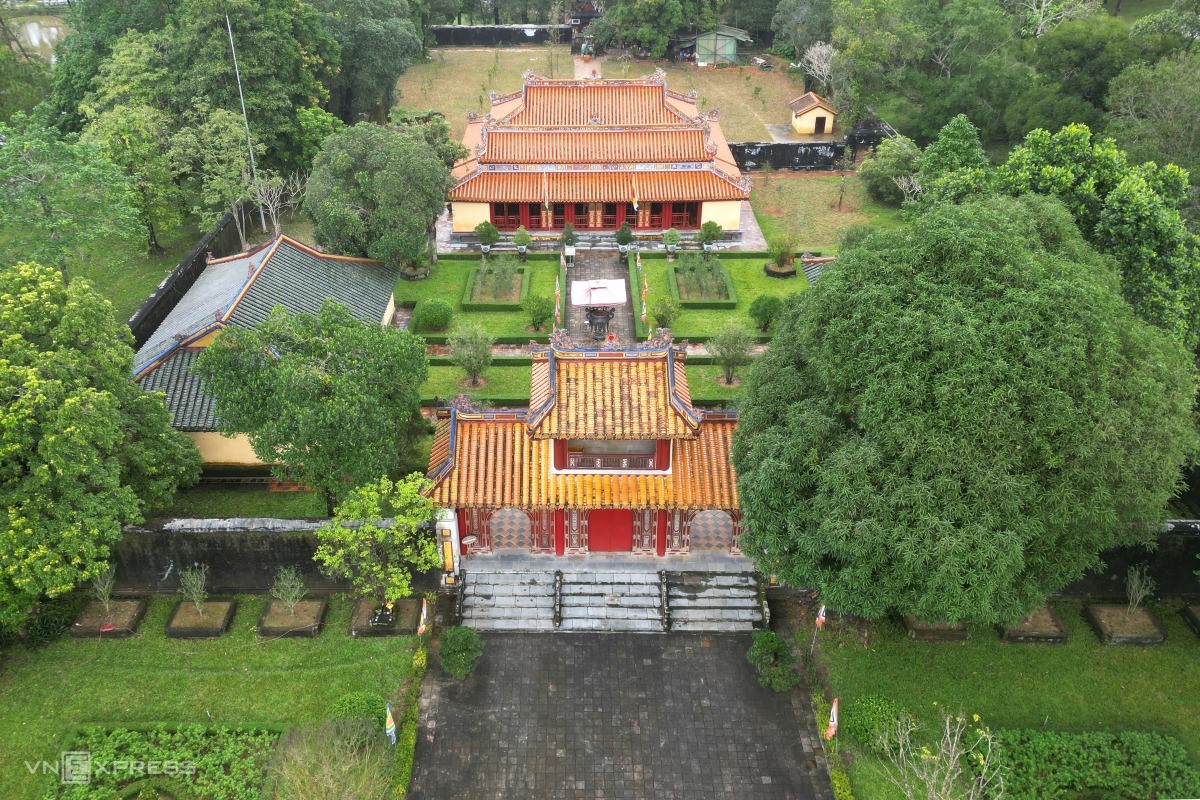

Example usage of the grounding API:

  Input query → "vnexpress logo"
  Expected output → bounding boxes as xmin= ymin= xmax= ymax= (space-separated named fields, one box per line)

xmin=60 ymin=752 xmax=91 ymax=785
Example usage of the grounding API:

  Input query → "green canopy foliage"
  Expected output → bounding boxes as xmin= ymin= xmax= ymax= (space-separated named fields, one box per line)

xmin=194 ymin=302 xmax=428 ymax=506
xmin=0 ymin=49 xmax=51 ymax=124
xmin=733 ymin=195 xmax=1197 ymax=624
xmin=0 ymin=262 xmax=200 ymax=629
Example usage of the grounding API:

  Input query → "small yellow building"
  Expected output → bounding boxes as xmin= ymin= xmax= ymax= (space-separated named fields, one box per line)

xmin=788 ymin=91 xmax=838 ymax=136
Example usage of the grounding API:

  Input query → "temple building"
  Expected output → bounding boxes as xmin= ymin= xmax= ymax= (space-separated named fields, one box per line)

xmin=426 ymin=332 xmax=742 ymax=572
xmin=447 ymin=69 xmax=751 ymax=242
xmin=133 ymin=236 xmax=399 ymax=467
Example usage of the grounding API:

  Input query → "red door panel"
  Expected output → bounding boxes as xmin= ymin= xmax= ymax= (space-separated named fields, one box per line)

xmin=588 ymin=509 xmax=634 ymax=552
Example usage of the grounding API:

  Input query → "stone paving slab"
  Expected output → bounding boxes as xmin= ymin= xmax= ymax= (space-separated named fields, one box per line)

xmin=410 ymin=633 xmax=832 ymax=800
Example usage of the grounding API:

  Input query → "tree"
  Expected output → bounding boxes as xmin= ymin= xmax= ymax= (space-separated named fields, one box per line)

xmin=81 ymin=105 xmax=183 ymax=253
xmin=0 ymin=49 xmax=51 ymax=124
xmin=732 ymin=195 xmax=1198 ymax=625
xmin=802 ymin=42 xmax=839 ymax=93
xmin=449 ymin=323 xmax=494 ymax=387
xmin=194 ymin=302 xmax=428 ymax=511
xmin=651 ymin=297 xmax=681 ymax=329
xmin=524 ymin=294 xmax=556 ymax=332
xmin=311 ymin=0 xmax=422 ymax=123
xmin=858 ymin=135 xmax=922 ymax=204
xmin=916 ymin=114 xmax=992 ymax=203
xmin=710 ymin=322 xmax=755 ymax=385
xmin=881 ymin=712 xmax=1005 ymax=800
xmin=1132 ymin=0 xmax=1200 ymax=52
xmin=608 ymin=0 xmax=686 ymax=58
xmin=314 ymin=475 xmax=441 ymax=602
xmin=0 ymin=115 xmax=140 ymax=281
xmin=249 ymin=171 xmax=306 ymax=236
xmin=168 ymin=103 xmax=258 ymax=249
xmin=389 ymin=109 xmax=468 ymax=169
xmin=0 ymin=262 xmax=201 ymax=630
xmin=306 ymin=123 xmax=452 ymax=270
xmin=998 ymin=123 xmax=1200 ymax=346
xmin=749 ymin=295 xmax=784 ymax=332
xmin=772 ymin=0 xmax=834 ymax=59
xmin=1019 ymin=0 xmax=1100 ymax=38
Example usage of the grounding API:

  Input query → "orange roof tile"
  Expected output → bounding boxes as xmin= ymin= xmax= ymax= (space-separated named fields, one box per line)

xmin=788 ymin=91 xmax=837 ymax=115
xmin=481 ymin=128 xmax=713 ymax=164
xmin=448 ymin=168 xmax=748 ymax=203
xmin=427 ymin=413 xmax=739 ymax=511
xmin=507 ymin=83 xmax=688 ymax=127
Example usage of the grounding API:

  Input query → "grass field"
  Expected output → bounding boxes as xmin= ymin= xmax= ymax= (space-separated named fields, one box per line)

xmin=0 ymin=595 xmax=415 ymax=800
xmin=147 ymin=488 xmax=329 ymax=519
xmin=395 ymin=47 xmax=806 ymax=141
xmin=819 ymin=599 xmax=1200 ymax=799
xmin=750 ymin=173 xmax=904 ymax=251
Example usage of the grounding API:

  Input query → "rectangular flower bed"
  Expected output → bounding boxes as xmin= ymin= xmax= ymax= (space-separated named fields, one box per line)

xmin=902 ymin=615 xmax=970 ymax=641
xmin=666 ymin=259 xmax=738 ymax=310
xmin=258 ymin=598 xmax=328 ymax=638
xmin=350 ymin=598 xmax=420 ymax=637
xmin=70 ymin=598 xmax=147 ymax=639
xmin=461 ymin=262 xmax=532 ymax=310
xmin=1001 ymin=604 xmax=1068 ymax=644
xmin=165 ymin=599 xmax=237 ymax=639
xmin=1085 ymin=604 xmax=1166 ymax=645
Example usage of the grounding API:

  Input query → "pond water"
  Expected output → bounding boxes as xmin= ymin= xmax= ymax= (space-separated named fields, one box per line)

xmin=14 ymin=17 xmax=66 ymax=62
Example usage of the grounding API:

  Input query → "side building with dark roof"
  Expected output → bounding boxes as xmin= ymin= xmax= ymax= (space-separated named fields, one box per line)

xmin=134 ymin=235 xmax=401 ymax=466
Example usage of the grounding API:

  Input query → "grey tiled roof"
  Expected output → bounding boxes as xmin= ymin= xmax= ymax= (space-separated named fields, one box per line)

xmin=139 ymin=349 xmax=217 ymax=431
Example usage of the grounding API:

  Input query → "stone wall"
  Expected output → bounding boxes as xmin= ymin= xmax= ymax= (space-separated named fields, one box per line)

xmin=729 ymin=141 xmax=847 ymax=171
xmin=429 ymin=24 xmax=572 ymax=46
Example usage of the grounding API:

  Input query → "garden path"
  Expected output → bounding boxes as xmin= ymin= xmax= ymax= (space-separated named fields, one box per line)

xmin=566 ymin=249 xmax=637 ymax=345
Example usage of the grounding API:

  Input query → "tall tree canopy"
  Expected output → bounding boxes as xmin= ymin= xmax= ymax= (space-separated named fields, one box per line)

xmin=733 ymin=195 xmax=1197 ymax=625
xmin=194 ymin=302 xmax=428 ymax=510
xmin=0 ymin=49 xmax=51 ymax=124
xmin=0 ymin=262 xmax=201 ymax=630
xmin=306 ymin=123 xmax=452 ymax=269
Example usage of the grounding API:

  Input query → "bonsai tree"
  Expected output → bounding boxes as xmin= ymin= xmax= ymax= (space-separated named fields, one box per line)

xmin=749 ymin=295 xmax=783 ymax=332
xmin=410 ymin=298 xmax=453 ymax=332
xmin=449 ymin=323 xmax=494 ymax=387
xmin=178 ymin=564 xmax=209 ymax=617
xmin=650 ymin=296 xmax=681 ymax=330
xmin=474 ymin=220 xmax=500 ymax=252
xmin=91 ymin=564 xmax=117 ymax=616
xmin=663 ymin=227 xmax=682 ymax=259
xmin=1126 ymin=565 xmax=1156 ymax=619
xmin=745 ymin=630 xmax=802 ymax=692
xmin=697 ymin=220 xmax=723 ymax=249
xmin=314 ymin=475 xmax=441 ymax=604
xmin=271 ymin=566 xmax=308 ymax=616
xmin=767 ymin=233 xmax=798 ymax=268
xmin=710 ymin=321 xmax=754 ymax=385
xmin=615 ymin=221 xmax=634 ymax=251
xmin=439 ymin=625 xmax=484 ymax=679
xmin=512 ymin=225 xmax=532 ymax=258
xmin=523 ymin=294 xmax=556 ymax=332
xmin=559 ymin=222 xmax=578 ymax=247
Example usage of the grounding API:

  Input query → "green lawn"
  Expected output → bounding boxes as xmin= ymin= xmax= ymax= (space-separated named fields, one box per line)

xmin=640 ymin=252 xmax=807 ymax=339
xmin=397 ymin=256 xmax=559 ymax=341
xmin=819 ymin=599 xmax=1200 ymax=799
xmin=686 ymin=364 xmax=745 ymax=404
xmin=750 ymin=173 xmax=904 ymax=251
xmin=0 ymin=595 xmax=415 ymax=800
xmin=147 ymin=488 xmax=329 ymax=519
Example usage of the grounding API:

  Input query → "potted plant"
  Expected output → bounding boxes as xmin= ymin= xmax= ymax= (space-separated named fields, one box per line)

xmin=663 ymin=227 xmax=681 ymax=260
xmin=474 ymin=220 xmax=500 ymax=254
xmin=512 ymin=225 xmax=532 ymax=259
xmin=615 ymin=222 xmax=634 ymax=254
xmin=697 ymin=221 xmax=723 ymax=252
xmin=560 ymin=222 xmax=578 ymax=258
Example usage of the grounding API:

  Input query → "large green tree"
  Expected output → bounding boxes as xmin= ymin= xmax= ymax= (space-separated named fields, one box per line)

xmin=0 ymin=115 xmax=140 ymax=281
xmin=306 ymin=123 xmax=452 ymax=269
xmin=0 ymin=262 xmax=201 ymax=630
xmin=194 ymin=301 xmax=428 ymax=511
xmin=0 ymin=49 xmax=51 ymax=124
xmin=732 ymin=195 xmax=1197 ymax=624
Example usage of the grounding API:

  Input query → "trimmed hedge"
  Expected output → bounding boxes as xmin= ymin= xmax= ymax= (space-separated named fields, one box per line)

xmin=391 ymin=641 xmax=427 ymax=798
xmin=995 ymin=729 xmax=1200 ymax=800
xmin=666 ymin=259 xmax=739 ymax=310
xmin=410 ymin=298 xmax=453 ymax=332
xmin=461 ymin=261 xmax=533 ymax=311
xmin=841 ymin=695 xmax=908 ymax=754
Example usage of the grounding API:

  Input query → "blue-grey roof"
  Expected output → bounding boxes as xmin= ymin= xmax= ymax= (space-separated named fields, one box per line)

xmin=139 ymin=349 xmax=217 ymax=431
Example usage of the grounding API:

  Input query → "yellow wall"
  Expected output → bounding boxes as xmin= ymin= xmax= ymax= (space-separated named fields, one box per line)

xmin=188 ymin=432 xmax=265 ymax=466
xmin=451 ymin=202 xmax=491 ymax=233
xmin=701 ymin=200 xmax=742 ymax=231
xmin=382 ymin=293 xmax=396 ymax=326
xmin=791 ymin=107 xmax=836 ymax=135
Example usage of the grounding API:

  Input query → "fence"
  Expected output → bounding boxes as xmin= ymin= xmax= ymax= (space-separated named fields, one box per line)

xmin=429 ymin=24 xmax=573 ymax=46
xmin=126 ymin=207 xmax=254 ymax=349
xmin=728 ymin=141 xmax=847 ymax=171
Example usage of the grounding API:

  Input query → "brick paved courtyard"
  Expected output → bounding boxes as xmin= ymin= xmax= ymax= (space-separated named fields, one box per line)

xmin=409 ymin=633 xmax=832 ymax=800
xmin=566 ymin=250 xmax=636 ymax=346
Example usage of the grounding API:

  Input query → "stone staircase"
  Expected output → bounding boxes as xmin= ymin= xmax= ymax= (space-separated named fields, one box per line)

xmin=460 ymin=567 xmax=766 ymax=633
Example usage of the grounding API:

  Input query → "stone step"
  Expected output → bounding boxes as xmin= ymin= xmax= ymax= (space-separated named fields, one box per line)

xmin=671 ymin=619 xmax=756 ymax=632
xmin=463 ymin=604 xmax=554 ymax=619
xmin=557 ymin=617 xmax=664 ymax=633
xmin=464 ymin=595 xmax=555 ymax=609
xmin=464 ymin=572 xmax=555 ymax=585
xmin=560 ymin=606 xmax=661 ymax=621
xmin=466 ymin=582 xmax=555 ymax=595
xmin=466 ymin=617 xmax=556 ymax=632
xmin=558 ymin=572 xmax=660 ymax=584
xmin=560 ymin=583 xmax=659 ymax=597
xmin=672 ymin=573 xmax=758 ymax=587
xmin=560 ymin=593 xmax=660 ymax=608
xmin=671 ymin=607 xmax=761 ymax=622
xmin=668 ymin=596 xmax=761 ymax=609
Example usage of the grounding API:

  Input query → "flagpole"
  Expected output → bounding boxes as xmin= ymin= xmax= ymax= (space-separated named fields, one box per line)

xmin=225 ymin=12 xmax=267 ymax=233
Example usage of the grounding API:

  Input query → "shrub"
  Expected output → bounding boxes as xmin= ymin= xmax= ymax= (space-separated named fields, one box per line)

xmin=270 ymin=566 xmax=307 ymax=615
xmin=650 ymin=296 xmax=681 ymax=330
xmin=842 ymin=694 xmax=908 ymax=754
xmin=995 ymin=729 xmax=1200 ymax=800
xmin=710 ymin=321 xmax=754 ymax=384
xmin=178 ymin=563 xmax=208 ymax=617
xmin=523 ymin=293 xmax=556 ymax=331
xmin=837 ymin=224 xmax=876 ymax=252
xmin=749 ymin=295 xmax=783 ymax=331
xmin=411 ymin=298 xmax=453 ymax=332
xmin=858 ymin=135 xmax=922 ymax=205
xmin=328 ymin=691 xmax=388 ymax=728
xmin=512 ymin=225 xmax=532 ymax=249
xmin=767 ymin=233 xmax=798 ymax=267
xmin=474 ymin=220 xmax=500 ymax=247
xmin=23 ymin=590 xmax=89 ymax=648
xmin=615 ymin=221 xmax=634 ymax=246
xmin=745 ymin=630 xmax=802 ymax=692
xmin=559 ymin=222 xmax=578 ymax=246
xmin=448 ymin=323 xmax=493 ymax=387
xmin=830 ymin=768 xmax=854 ymax=800
xmin=663 ymin=227 xmax=682 ymax=248
xmin=92 ymin=563 xmax=117 ymax=615
xmin=439 ymin=625 xmax=483 ymax=679
xmin=488 ymin=253 xmax=519 ymax=298
xmin=697 ymin=220 xmax=723 ymax=245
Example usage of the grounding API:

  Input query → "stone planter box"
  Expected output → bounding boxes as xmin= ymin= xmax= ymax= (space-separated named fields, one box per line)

xmin=1183 ymin=605 xmax=1200 ymax=638
xmin=166 ymin=599 xmax=237 ymax=639
xmin=350 ymin=598 xmax=420 ymax=637
xmin=258 ymin=598 xmax=328 ymax=638
xmin=1000 ymin=605 xmax=1067 ymax=644
xmin=71 ymin=598 xmax=147 ymax=639
xmin=764 ymin=262 xmax=797 ymax=278
xmin=1086 ymin=604 xmax=1165 ymax=645
xmin=903 ymin=616 xmax=970 ymax=641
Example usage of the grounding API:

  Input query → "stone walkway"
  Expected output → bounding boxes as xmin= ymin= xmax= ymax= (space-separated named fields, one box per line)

xmin=567 ymin=249 xmax=636 ymax=345
xmin=410 ymin=634 xmax=832 ymax=800
xmin=738 ymin=201 xmax=768 ymax=250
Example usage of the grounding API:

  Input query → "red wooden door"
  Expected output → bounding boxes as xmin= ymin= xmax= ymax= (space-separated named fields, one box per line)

xmin=587 ymin=509 xmax=634 ymax=552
